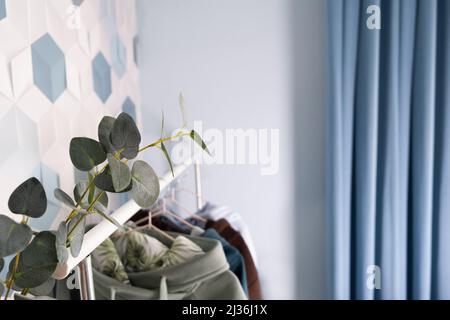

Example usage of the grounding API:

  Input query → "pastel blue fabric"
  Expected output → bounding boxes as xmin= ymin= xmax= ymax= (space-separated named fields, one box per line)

xmin=327 ymin=0 xmax=450 ymax=300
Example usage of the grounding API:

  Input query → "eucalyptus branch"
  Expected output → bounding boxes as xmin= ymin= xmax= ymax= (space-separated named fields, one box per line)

xmin=66 ymin=132 xmax=188 ymax=224
xmin=3 ymin=215 xmax=31 ymax=300
xmin=67 ymin=191 xmax=105 ymax=240
xmin=4 ymin=253 xmax=21 ymax=300
xmin=139 ymin=131 xmax=189 ymax=153
xmin=20 ymin=288 xmax=30 ymax=296
xmin=65 ymin=132 xmax=188 ymax=240
xmin=65 ymin=166 xmax=108 ymax=223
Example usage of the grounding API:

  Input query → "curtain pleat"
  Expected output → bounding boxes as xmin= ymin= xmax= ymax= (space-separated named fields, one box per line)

xmin=408 ymin=0 xmax=437 ymax=300
xmin=326 ymin=0 xmax=450 ymax=300
xmin=327 ymin=0 xmax=361 ymax=300
xmin=351 ymin=0 xmax=381 ymax=300
xmin=432 ymin=0 xmax=450 ymax=300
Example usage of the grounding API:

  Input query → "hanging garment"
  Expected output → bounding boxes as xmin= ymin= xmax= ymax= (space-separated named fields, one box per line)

xmin=152 ymin=215 xmax=204 ymax=236
xmin=202 ymin=228 xmax=248 ymax=297
xmin=197 ymin=202 xmax=258 ymax=267
xmin=206 ymin=219 xmax=262 ymax=300
xmin=131 ymin=211 xmax=204 ymax=236
xmin=92 ymin=232 xmax=247 ymax=300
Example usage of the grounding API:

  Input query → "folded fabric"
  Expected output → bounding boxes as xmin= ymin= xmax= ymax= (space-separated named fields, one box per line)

xmin=161 ymin=235 xmax=204 ymax=268
xmin=112 ymin=229 xmax=169 ymax=272
xmin=202 ymin=229 xmax=248 ymax=297
xmin=206 ymin=219 xmax=262 ymax=300
xmin=91 ymin=237 xmax=130 ymax=284
xmin=111 ymin=227 xmax=205 ymax=274
xmin=92 ymin=232 xmax=247 ymax=300
xmin=197 ymin=202 xmax=259 ymax=267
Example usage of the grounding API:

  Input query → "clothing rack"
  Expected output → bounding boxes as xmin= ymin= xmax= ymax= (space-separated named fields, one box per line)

xmin=51 ymin=157 xmax=204 ymax=300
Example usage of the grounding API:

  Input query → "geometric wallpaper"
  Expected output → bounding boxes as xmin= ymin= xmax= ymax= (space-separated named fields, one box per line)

xmin=0 ymin=0 xmax=140 ymax=231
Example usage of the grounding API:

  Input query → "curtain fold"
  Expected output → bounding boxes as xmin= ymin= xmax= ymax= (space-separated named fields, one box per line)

xmin=326 ymin=0 xmax=450 ymax=300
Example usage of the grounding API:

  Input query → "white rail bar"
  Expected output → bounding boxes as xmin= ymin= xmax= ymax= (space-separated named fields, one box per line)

xmin=52 ymin=158 xmax=194 ymax=280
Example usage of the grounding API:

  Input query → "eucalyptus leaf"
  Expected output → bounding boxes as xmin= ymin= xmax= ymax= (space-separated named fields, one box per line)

xmin=160 ymin=110 xmax=165 ymax=138
xmin=8 ymin=178 xmax=47 ymax=218
xmin=29 ymin=277 xmax=55 ymax=296
xmin=190 ymin=130 xmax=211 ymax=156
xmin=159 ymin=112 xmax=174 ymax=177
xmin=94 ymin=169 xmax=132 ymax=194
xmin=0 ymin=257 xmax=4 ymax=273
xmin=111 ymin=113 xmax=141 ymax=159
xmin=93 ymin=209 xmax=121 ymax=228
xmin=179 ymin=93 xmax=188 ymax=128
xmin=70 ymin=138 xmax=107 ymax=172
xmin=12 ymin=232 xmax=58 ymax=289
xmin=108 ymin=154 xmax=131 ymax=192
xmin=55 ymin=222 xmax=68 ymax=264
xmin=74 ymin=181 xmax=108 ymax=209
xmin=54 ymin=189 xmax=75 ymax=209
xmin=88 ymin=173 xmax=95 ymax=203
xmin=161 ymin=142 xmax=174 ymax=177
xmin=98 ymin=116 xmax=116 ymax=154
xmin=0 ymin=215 xmax=33 ymax=258
xmin=68 ymin=214 xmax=86 ymax=257
xmin=131 ymin=161 xmax=160 ymax=208
xmin=93 ymin=168 xmax=115 ymax=193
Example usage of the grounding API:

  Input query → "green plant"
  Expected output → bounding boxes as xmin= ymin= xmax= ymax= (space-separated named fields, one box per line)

xmin=0 ymin=98 xmax=209 ymax=299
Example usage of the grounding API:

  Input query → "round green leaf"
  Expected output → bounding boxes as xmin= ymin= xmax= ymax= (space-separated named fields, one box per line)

xmin=70 ymin=138 xmax=107 ymax=172
xmin=0 ymin=215 xmax=33 ymax=258
xmin=8 ymin=178 xmax=47 ymax=218
xmin=54 ymin=189 xmax=75 ymax=209
xmin=94 ymin=168 xmax=132 ymax=194
xmin=74 ymin=181 xmax=108 ymax=209
xmin=108 ymin=154 xmax=131 ymax=192
xmin=12 ymin=232 xmax=58 ymax=289
xmin=30 ymin=277 xmax=55 ymax=296
xmin=55 ymin=222 xmax=68 ymax=264
xmin=98 ymin=116 xmax=116 ymax=154
xmin=68 ymin=214 xmax=86 ymax=257
xmin=131 ymin=161 xmax=160 ymax=208
xmin=93 ymin=169 xmax=115 ymax=193
xmin=111 ymin=113 xmax=141 ymax=159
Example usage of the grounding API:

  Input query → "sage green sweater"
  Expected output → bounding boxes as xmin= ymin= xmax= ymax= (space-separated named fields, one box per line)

xmin=92 ymin=232 xmax=247 ymax=300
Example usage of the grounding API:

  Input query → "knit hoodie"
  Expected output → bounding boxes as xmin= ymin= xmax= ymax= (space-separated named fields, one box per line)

xmin=92 ymin=232 xmax=247 ymax=300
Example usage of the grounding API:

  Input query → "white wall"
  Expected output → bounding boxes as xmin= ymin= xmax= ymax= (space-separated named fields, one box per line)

xmin=137 ymin=0 xmax=327 ymax=299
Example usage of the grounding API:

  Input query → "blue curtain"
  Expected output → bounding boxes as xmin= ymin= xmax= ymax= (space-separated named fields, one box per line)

xmin=326 ymin=0 xmax=450 ymax=300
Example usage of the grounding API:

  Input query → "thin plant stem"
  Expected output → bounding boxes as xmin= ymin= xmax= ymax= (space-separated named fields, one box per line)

xmin=4 ymin=215 xmax=31 ymax=300
xmin=4 ymin=253 xmax=21 ymax=300
xmin=65 ymin=166 xmax=108 ymax=223
xmin=67 ymin=191 xmax=105 ymax=240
